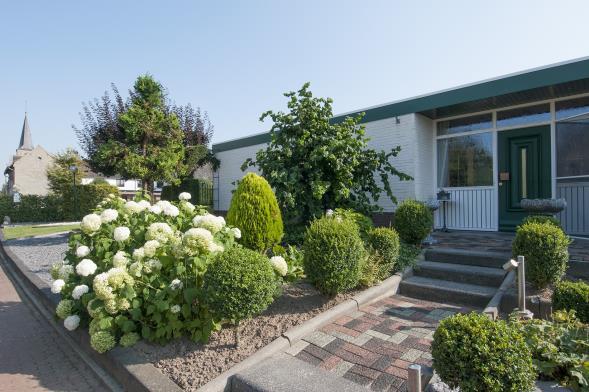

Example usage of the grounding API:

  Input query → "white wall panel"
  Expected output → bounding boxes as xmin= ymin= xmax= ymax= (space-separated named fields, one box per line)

xmin=557 ymin=181 xmax=589 ymax=236
xmin=435 ymin=187 xmax=497 ymax=231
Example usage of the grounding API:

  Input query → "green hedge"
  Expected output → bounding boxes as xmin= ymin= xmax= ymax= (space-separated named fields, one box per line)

xmin=553 ymin=280 xmax=589 ymax=323
xmin=394 ymin=199 xmax=432 ymax=245
xmin=161 ymin=178 xmax=213 ymax=206
xmin=0 ymin=183 xmax=119 ymax=223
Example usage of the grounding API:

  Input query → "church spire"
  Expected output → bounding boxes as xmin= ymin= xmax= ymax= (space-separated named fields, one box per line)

xmin=18 ymin=112 xmax=33 ymax=151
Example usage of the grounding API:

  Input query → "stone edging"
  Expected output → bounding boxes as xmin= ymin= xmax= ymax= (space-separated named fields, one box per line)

xmin=0 ymin=232 xmax=182 ymax=392
xmin=198 ymin=262 xmax=417 ymax=392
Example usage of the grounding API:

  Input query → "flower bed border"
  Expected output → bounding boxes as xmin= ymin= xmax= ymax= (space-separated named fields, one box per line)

xmin=1 ymin=230 xmax=419 ymax=392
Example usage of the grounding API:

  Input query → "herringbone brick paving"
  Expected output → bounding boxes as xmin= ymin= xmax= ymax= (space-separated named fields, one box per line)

xmin=287 ymin=295 xmax=474 ymax=391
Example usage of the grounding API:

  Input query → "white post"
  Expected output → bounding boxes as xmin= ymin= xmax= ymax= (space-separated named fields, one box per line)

xmin=408 ymin=364 xmax=422 ymax=392
xmin=517 ymin=255 xmax=533 ymax=319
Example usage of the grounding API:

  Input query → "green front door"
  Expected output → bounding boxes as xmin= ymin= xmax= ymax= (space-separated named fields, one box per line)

xmin=498 ymin=126 xmax=551 ymax=231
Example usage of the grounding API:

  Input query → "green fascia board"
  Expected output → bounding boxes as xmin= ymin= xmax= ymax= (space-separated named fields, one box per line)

xmin=212 ymin=132 xmax=272 ymax=153
xmin=212 ymin=56 xmax=589 ymax=153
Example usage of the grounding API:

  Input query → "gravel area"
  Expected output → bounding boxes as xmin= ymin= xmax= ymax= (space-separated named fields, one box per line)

xmin=4 ymin=233 xmax=69 ymax=285
xmin=3 ymin=233 xmax=355 ymax=390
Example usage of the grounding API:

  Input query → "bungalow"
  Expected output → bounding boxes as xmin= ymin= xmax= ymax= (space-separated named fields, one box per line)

xmin=212 ymin=57 xmax=589 ymax=236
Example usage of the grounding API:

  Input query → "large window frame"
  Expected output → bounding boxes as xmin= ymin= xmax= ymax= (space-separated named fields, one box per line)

xmin=433 ymin=92 xmax=589 ymax=195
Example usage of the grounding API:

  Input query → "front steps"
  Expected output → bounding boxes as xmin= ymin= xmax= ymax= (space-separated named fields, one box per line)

xmin=399 ymin=248 xmax=509 ymax=308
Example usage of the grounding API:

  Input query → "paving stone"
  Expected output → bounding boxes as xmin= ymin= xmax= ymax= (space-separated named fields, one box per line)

xmin=350 ymin=333 xmax=372 ymax=346
xmin=388 ymin=332 xmax=408 ymax=344
xmin=371 ymin=372 xmax=405 ymax=392
xmin=343 ymin=371 xmax=373 ymax=387
xmin=349 ymin=310 xmax=366 ymax=319
xmin=304 ymin=344 xmax=332 ymax=360
xmin=366 ymin=329 xmax=392 ymax=341
xmin=285 ymin=339 xmax=309 ymax=355
xmin=385 ymin=365 xmax=409 ymax=379
xmin=400 ymin=348 xmax=423 ymax=362
xmin=319 ymin=355 xmax=342 ymax=371
xmin=304 ymin=330 xmax=336 ymax=347
xmin=331 ymin=360 xmax=355 ymax=377
xmin=349 ymin=364 xmax=381 ymax=380
xmin=296 ymin=350 xmax=322 ymax=366
xmin=334 ymin=315 xmax=355 ymax=326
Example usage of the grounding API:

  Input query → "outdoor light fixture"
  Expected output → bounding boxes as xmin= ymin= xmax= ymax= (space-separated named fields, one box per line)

xmin=436 ymin=189 xmax=451 ymax=232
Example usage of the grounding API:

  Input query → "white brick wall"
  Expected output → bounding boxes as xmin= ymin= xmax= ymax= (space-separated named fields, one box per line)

xmin=213 ymin=113 xmax=434 ymax=212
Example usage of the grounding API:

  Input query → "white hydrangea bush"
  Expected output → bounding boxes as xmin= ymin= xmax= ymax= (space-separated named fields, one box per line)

xmin=51 ymin=193 xmax=241 ymax=353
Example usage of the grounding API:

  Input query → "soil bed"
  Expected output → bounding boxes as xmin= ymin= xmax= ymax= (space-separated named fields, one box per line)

xmin=135 ymin=282 xmax=354 ymax=390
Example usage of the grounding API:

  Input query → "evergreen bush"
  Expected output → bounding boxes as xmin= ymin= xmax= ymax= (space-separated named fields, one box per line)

xmin=553 ymin=280 xmax=589 ymax=323
xmin=366 ymin=227 xmax=400 ymax=280
xmin=432 ymin=312 xmax=536 ymax=392
xmin=203 ymin=246 xmax=276 ymax=323
xmin=332 ymin=208 xmax=373 ymax=241
xmin=522 ymin=214 xmax=561 ymax=228
xmin=512 ymin=222 xmax=570 ymax=289
xmin=226 ymin=173 xmax=283 ymax=252
xmin=393 ymin=199 xmax=432 ymax=245
xmin=303 ymin=217 xmax=364 ymax=294
xmin=161 ymin=178 xmax=213 ymax=207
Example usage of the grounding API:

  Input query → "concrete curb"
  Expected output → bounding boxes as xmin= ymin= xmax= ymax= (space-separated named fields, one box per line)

xmin=0 ymin=232 xmax=182 ymax=392
xmin=483 ymin=270 xmax=515 ymax=320
xmin=199 ymin=266 xmax=408 ymax=391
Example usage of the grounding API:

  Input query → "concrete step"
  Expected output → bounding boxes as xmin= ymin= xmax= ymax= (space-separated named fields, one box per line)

xmin=231 ymin=353 xmax=365 ymax=392
xmin=414 ymin=261 xmax=506 ymax=287
xmin=399 ymin=276 xmax=496 ymax=308
xmin=425 ymin=248 xmax=509 ymax=269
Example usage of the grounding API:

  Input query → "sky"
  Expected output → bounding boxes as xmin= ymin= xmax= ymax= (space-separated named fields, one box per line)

xmin=2 ymin=0 xmax=589 ymax=184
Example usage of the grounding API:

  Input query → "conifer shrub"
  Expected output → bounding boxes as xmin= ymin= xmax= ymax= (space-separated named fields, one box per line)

xmin=226 ymin=173 xmax=283 ymax=252
xmin=512 ymin=222 xmax=570 ymax=289
xmin=203 ymin=246 xmax=276 ymax=323
xmin=522 ymin=214 xmax=561 ymax=228
xmin=366 ymin=227 xmax=400 ymax=280
xmin=432 ymin=312 xmax=536 ymax=392
xmin=303 ymin=217 xmax=364 ymax=294
xmin=393 ymin=199 xmax=432 ymax=245
xmin=553 ymin=280 xmax=589 ymax=323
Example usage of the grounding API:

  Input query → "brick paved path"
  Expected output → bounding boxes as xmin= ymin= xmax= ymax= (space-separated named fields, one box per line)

xmin=0 ymin=260 xmax=105 ymax=391
xmin=286 ymin=295 xmax=474 ymax=391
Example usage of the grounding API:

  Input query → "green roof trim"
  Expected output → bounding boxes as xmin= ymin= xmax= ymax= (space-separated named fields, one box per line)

xmin=213 ymin=57 xmax=589 ymax=153
xmin=212 ymin=132 xmax=272 ymax=153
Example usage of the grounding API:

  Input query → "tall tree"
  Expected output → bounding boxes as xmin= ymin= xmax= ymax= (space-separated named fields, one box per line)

xmin=93 ymin=75 xmax=188 ymax=196
xmin=74 ymin=81 xmax=216 ymax=178
xmin=243 ymin=83 xmax=412 ymax=224
xmin=46 ymin=148 xmax=89 ymax=194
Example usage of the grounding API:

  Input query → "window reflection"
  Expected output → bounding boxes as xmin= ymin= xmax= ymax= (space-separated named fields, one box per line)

xmin=437 ymin=133 xmax=493 ymax=187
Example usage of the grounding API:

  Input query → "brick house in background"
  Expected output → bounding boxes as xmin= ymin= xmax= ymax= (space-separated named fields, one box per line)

xmin=4 ymin=113 xmax=54 ymax=196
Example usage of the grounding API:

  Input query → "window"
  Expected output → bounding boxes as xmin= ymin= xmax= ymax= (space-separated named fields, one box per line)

xmin=437 ymin=113 xmax=492 ymax=136
xmin=556 ymin=96 xmax=589 ymax=120
xmin=497 ymin=104 xmax=550 ymax=128
xmin=437 ymin=133 xmax=493 ymax=187
xmin=116 ymin=179 xmax=125 ymax=187
xmin=556 ymin=117 xmax=589 ymax=177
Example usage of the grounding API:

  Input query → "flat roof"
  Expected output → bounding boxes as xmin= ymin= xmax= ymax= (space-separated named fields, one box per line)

xmin=213 ymin=56 xmax=589 ymax=153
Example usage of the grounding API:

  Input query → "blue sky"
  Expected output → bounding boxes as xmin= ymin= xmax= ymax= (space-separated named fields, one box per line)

xmin=2 ymin=0 xmax=589 ymax=180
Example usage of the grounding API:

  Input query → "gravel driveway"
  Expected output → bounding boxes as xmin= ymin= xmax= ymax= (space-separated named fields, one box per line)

xmin=4 ymin=233 xmax=69 ymax=285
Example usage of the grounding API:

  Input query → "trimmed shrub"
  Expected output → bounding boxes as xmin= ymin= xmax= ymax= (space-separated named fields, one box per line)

xmin=61 ymin=182 xmax=119 ymax=220
xmin=161 ymin=178 xmax=213 ymax=207
xmin=0 ymin=194 xmax=65 ymax=223
xmin=366 ymin=227 xmax=400 ymax=280
xmin=226 ymin=173 xmax=283 ymax=252
xmin=332 ymin=208 xmax=373 ymax=241
xmin=432 ymin=312 xmax=536 ymax=392
xmin=553 ymin=280 xmax=589 ymax=323
xmin=303 ymin=217 xmax=364 ymax=294
xmin=203 ymin=247 xmax=276 ymax=323
xmin=358 ymin=254 xmax=380 ymax=288
xmin=512 ymin=222 xmax=570 ymax=289
xmin=522 ymin=214 xmax=561 ymax=228
xmin=393 ymin=199 xmax=432 ymax=245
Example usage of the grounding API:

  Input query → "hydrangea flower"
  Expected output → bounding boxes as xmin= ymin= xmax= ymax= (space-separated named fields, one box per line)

xmin=72 ymin=284 xmax=89 ymax=300
xmin=106 ymin=267 xmax=129 ymax=288
xmin=129 ymin=262 xmax=143 ymax=277
xmin=182 ymin=228 xmax=214 ymax=256
xmin=146 ymin=259 xmax=162 ymax=271
xmin=133 ymin=247 xmax=145 ymax=261
xmin=58 ymin=264 xmax=74 ymax=280
xmin=270 ymin=256 xmax=288 ymax=277
xmin=149 ymin=205 xmax=162 ymax=214
xmin=114 ymin=226 xmax=131 ymax=242
xmin=179 ymin=192 xmax=191 ymax=201
xmin=163 ymin=204 xmax=179 ymax=217
xmin=112 ymin=251 xmax=129 ymax=268
xmin=170 ymin=305 xmax=181 ymax=313
xmin=100 ymin=208 xmax=119 ymax=223
xmin=192 ymin=214 xmax=226 ymax=233
xmin=124 ymin=201 xmax=143 ymax=214
xmin=56 ymin=299 xmax=74 ymax=319
xmin=169 ymin=279 xmax=183 ymax=290
xmin=81 ymin=213 xmax=101 ymax=234
xmin=76 ymin=245 xmax=91 ymax=258
xmin=64 ymin=315 xmax=80 ymax=331
xmin=90 ymin=331 xmax=116 ymax=353
xmin=93 ymin=272 xmax=115 ymax=301
xmin=181 ymin=201 xmax=195 ymax=213
xmin=138 ymin=200 xmax=151 ymax=210
xmin=143 ymin=240 xmax=160 ymax=257
xmin=232 ymin=227 xmax=242 ymax=239
xmin=120 ymin=332 xmax=140 ymax=347
xmin=51 ymin=279 xmax=66 ymax=294
xmin=76 ymin=259 xmax=97 ymax=277
xmin=146 ymin=222 xmax=174 ymax=243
